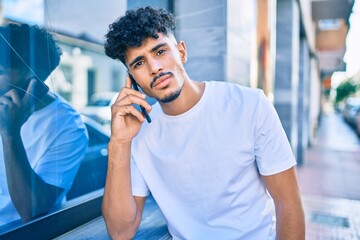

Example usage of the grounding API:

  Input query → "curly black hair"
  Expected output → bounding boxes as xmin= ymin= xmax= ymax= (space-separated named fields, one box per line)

xmin=104 ymin=6 xmax=176 ymax=65
xmin=0 ymin=23 xmax=62 ymax=82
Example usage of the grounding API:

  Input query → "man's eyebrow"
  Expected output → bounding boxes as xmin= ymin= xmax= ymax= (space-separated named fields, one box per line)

xmin=150 ymin=43 xmax=167 ymax=53
xmin=129 ymin=43 xmax=168 ymax=68
xmin=129 ymin=56 xmax=144 ymax=68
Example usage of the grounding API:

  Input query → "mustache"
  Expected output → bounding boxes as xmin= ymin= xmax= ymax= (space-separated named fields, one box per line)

xmin=150 ymin=72 xmax=173 ymax=88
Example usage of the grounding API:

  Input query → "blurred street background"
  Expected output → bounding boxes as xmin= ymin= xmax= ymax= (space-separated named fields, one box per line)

xmin=298 ymin=105 xmax=360 ymax=239
xmin=1 ymin=0 xmax=360 ymax=239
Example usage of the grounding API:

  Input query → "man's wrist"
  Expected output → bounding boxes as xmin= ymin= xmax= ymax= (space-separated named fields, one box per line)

xmin=109 ymin=137 xmax=133 ymax=145
xmin=108 ymin=138 xmax=132 ymax=155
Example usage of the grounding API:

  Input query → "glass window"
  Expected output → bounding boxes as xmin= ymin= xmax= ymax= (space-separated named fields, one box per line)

xmin=111 ymin=69 xmax=121 ymax=91
xmin=0 ymin=0 xmax=122 ymax=231
xmin=87 ymin=68 xmax=96 ymax=103
xmin=0 ymin=0 xmax=172 ymax=236
xmin=0 ymin=19 xmax=95 ymax=227
xmin=128 ymin=0 xmax=174 ymax=12
xmin=56 ymin=64 xmax=73 ymax=102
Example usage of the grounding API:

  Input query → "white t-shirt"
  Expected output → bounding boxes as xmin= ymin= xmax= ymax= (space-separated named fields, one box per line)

xmin=131 ymin=81 xmax=296 ymax=240
xmin=0 ymin=95 xmax=88 ymax=225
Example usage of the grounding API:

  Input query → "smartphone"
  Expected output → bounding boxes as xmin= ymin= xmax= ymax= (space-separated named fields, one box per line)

xmin=15 ymin=76 xmax=49 ymax=100
xmin=128 ymin=74 xmax=152 ymax=123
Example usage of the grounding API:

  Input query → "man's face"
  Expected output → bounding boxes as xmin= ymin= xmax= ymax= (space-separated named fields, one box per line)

xmin=125 ymin=33 xmax=187 ymax=103
xmin=0 ymin=65 xmax=30 ymax=97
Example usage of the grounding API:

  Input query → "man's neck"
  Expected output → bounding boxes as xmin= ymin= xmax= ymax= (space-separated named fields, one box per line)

xmin=159 ymin=79 xmax=205 ymax=116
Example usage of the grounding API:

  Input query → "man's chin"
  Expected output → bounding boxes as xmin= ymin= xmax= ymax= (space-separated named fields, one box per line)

xmin=157 ymin=88 xmax=182 ymax=103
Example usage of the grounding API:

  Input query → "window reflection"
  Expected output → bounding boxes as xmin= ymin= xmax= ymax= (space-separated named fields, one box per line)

xmin=0 ymin=0 xmax=170 ymax=233
xmin=0 ymin=23 xmax=89 ymax=226
xmin=0 ymin=0 xmax=130 ymax=229
xmin=66 ymin=116 xmax=109 ymax=201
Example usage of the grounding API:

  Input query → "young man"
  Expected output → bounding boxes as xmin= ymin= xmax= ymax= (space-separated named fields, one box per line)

xmin=103 ymin=7 xmax=305 ymax=239
xmin=0 ymin=23 xmax=88 ymax=225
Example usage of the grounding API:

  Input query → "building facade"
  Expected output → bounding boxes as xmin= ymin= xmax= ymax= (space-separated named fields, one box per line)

xmin=2 ymin=0 xmax=334 ymax=164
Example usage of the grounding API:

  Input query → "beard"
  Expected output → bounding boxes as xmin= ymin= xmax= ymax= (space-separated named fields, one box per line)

xmin=157 ymin=87 xmax=182 ymax=103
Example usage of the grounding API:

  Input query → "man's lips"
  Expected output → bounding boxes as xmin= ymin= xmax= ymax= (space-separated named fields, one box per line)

xmin=151 ymin=73 xmax=173 ymax=89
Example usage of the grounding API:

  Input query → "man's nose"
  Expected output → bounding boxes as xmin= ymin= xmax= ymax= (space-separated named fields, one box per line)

xmin=149 ymin=59 xmax=163 ymax=75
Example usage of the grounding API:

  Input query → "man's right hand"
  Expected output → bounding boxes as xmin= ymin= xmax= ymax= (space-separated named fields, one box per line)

xmin=0 ymin=79 xmax=38 ymax=137
xmin=110 ymin=76 xmax=152 ymax=143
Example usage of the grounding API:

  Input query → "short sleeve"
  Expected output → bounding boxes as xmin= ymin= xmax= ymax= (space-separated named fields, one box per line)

xmin=33 ymin=108 xmax=88 ymax=190
xmin=254 ymin=91 xmax=297 ymax=176
xmin=130 ymin=156 xmax=150 ymax=197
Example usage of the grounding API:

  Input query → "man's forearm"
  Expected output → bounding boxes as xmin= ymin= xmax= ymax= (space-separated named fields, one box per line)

xmin=275 ymin=201 xmax=305 ymax=240
xmin=263 ymin=167 xmax=305 ymax=240
xmin=102 ymin=140 xmax=142 ymax=239
xmin=2 ymin=133 xmax=63 ymax=221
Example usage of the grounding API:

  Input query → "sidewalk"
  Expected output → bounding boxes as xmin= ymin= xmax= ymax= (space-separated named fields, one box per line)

xmin=297 ymin=109 xmax=360 ymax=239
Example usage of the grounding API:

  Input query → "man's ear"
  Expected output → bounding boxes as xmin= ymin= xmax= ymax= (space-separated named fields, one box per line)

xmin=177 ymin=41 xmax=187 ymax=64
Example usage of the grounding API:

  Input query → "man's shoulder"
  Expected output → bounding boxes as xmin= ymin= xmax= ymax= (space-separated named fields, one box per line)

xmin=30 ymin=94 xmax=86 ymax=130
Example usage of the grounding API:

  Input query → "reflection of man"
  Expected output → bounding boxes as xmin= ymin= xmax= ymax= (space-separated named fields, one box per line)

xmin=0 ymin=23 xmax=88 ymax=225
xmin=102 ymin=7 xmax=305 ymax=239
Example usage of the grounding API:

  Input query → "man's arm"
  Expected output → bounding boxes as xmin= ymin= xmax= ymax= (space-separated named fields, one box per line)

xmin=0 ymin=83 xmax=64 ymax=222
xmin=2 ymin=134 xmax=64 ymax=222
xmin=263 ymin=167 xmax=305 ymax=240
xmin=102 ymin=76 xmax=152 ymax=239
xmin=102 ymin=140 xmax=146 ymax=239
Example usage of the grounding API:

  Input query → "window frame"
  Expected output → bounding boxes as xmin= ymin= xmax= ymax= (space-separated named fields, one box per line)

xmin=0 ymin=190 xmax=103 ymax=239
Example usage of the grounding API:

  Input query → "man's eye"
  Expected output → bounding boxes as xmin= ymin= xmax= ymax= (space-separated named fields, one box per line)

xmin=157 ymin=49 xmax=166 ymax=55
xmin=134 ymin=61 xmax=144 ymax=68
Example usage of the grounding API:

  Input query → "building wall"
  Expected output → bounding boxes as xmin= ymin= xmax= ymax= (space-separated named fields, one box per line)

xmin=174 ymin=0 xmax=227 ymax=82
xmin=274 ymin=0 xmax=300 ymax=157
xmin=297 ymin=38 xmax=311 ymax=164
xmin=316 ymin=19 xmax=348 ymax=51
xmin=226 ymin=0 xmax=257 ymax=86
xmin=255 ymin=0 xmax=276 ymax=98
xmin=174 ymin=0 xmax=257 ymax=85
xmin=309 ymin=58 xmax=322 ymax=145
xmin=299 ymin=0 xmax=322 ymax=152
xmin=298 ymin=0 xmax=316 ymax=52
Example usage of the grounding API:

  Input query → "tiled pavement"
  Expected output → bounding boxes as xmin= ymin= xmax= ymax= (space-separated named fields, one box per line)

xmin=298 ymin=109 xmax=360 ymax=239
xmin=303 ymin=195 xmax=360 ymax=240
